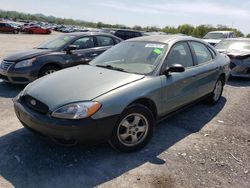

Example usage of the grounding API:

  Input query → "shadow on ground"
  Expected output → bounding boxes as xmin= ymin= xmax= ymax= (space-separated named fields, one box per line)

xmin=0 ymin=81 xmax=25 ymax=98
xmin=0 ymin=97 xmax=226 ymax=188
xmin=227 ymin=77 xmax=250 ymax=87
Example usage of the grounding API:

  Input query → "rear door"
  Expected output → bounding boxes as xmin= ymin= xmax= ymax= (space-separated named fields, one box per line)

xmin=189 ymin=41 xmax=219 ymax=97
xmin=160 ymin=41 xmax=198 ymax=114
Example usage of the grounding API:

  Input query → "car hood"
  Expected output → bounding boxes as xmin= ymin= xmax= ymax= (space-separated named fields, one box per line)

xmin=203 ymin=39 xmax=221 ymax=44
xmin=4 ymin=48 xmax=53 ymax=62
xmin=24 ymin=65 xmax=144 ymax=110
xmin=217 ymin=49 xmax=250 ymax=57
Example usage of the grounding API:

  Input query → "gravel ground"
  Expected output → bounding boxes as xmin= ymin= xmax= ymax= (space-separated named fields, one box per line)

xmin=0 ymin=33 xmax=249 ymax=188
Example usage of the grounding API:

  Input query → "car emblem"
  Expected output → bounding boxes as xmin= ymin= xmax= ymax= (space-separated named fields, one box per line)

xmin=30 ymin=99 xmax=37 ymax=106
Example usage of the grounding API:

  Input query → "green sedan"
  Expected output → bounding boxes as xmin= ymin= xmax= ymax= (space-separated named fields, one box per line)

xmin=13 ymin=35 xmax=230 ymax=152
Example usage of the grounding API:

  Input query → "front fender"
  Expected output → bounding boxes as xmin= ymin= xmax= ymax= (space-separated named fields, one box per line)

xmin=92 ymin=76 xmax=163 ymax=119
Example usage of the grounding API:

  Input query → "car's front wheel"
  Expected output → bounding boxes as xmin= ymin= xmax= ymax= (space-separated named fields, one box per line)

xmin=110 ymin=104 xmax=155 ymax=152
xmin=206 ymin=77 xmax=224 ymax=105
xmin=39 ymin=65 xmax=59 ymax=77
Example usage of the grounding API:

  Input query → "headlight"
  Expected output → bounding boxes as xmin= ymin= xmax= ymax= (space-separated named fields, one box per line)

xmin=51 ymin=102 xmax=101 ymax=119
xmin=14 ymin=58 xmax=36 ymax=68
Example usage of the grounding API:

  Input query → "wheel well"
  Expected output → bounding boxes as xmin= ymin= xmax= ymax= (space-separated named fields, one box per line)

xmin=39 ymin=63 xmax=61 ymax=75
xmin=219 ymin=73 xmax=226 ymax=85
xmin=129 ymin=98 xmax=158 ymax=119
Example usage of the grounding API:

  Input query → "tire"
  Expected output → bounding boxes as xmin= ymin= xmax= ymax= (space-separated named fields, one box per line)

xmin=109 ymin=104 xmax=155 ymax=152
xmin=206 ymin=77 xmax=224 ymax=105
xmin=39 ymin=65 xmax=59 ymax=78
xmin=13 ymin=30 xmax=19 ymax=34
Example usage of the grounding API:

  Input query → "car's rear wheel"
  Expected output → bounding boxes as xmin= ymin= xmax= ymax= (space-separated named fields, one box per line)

xmin=109 ymin=104 xmax=155 ymax=152
xmin=206 ymin=77 xmax=224 ymax=105
xmin=39 ymin=65 xmax=59 ymax=77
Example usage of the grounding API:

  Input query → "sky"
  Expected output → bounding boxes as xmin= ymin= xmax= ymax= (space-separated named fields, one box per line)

xmin=1 ymin=0 xmax=250 ymax=34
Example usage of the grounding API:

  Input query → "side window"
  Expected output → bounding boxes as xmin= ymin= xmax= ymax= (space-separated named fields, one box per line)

xmin=96 ymin=36 xmax=114 ymax=47
xmin=207 ymin=46 xmax=216 ymax=58
xmin=166 ymin=42 xmax=193 ymax=68
xmin=72 ymin=37 xmax=94 ymax=49
xmin=114 ymin=38 xmax=121 ymax=44
xmin=190 ymin=42 xmax=213 ymax=64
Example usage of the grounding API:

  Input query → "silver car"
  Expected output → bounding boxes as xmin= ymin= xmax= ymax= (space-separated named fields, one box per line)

xmin=13 ymin=35 xmax=230 ymax=152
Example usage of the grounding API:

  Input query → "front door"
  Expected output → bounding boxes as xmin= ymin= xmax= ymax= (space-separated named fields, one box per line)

xmin=160 ymin=42 xmax=198 ymax=115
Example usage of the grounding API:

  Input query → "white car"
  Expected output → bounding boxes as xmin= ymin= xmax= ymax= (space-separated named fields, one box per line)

xmin=203 ymin=31 xmax=236 ymax=46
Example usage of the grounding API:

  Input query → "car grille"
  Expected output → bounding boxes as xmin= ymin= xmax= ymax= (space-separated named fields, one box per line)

xmin=21 ymin=95 xmax=49 ymax=114
xmin=0 ymin=61 xmax=14 ymax=71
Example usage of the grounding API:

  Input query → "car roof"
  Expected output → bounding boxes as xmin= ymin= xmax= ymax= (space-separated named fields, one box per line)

xmin=127 ymin=34 xmax=199 ymax=44
xmin=63 ymin=32 xmax=120 ymax=38
xmin=208 ymin=31 xmax=234 ymax=34
xmin=115 ymin=29 xmax=144 ymax=33
xmin=222 ymin=37 xmax=250 ymax=41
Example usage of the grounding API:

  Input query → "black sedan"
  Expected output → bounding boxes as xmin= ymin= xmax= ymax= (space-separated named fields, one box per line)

xmin=216 ymin=38 xmax=250 ymax=78
xmin=0 ymin=32 xmax=122 ymax=84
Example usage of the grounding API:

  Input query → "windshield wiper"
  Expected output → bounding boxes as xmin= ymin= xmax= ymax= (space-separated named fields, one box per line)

xmin=96 ymin=65 xmax=127 ymax=72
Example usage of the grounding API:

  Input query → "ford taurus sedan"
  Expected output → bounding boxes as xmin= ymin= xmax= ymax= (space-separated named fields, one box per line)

xmin=13 ymin=35 xmax=230 ymax=152
xmin=0 ymin=32 xmax=122 ymax=84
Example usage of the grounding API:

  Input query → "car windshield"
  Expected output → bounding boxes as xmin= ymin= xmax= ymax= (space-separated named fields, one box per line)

xmin=90 ymin=41 xmax=168 ymax=75
xmin=203 ymin=33 xmax=227 ymax=39
xmin=36 ymin=35 xmax=75 ymax=49
xmin=216 ymin=40 xmax=250 ymax=52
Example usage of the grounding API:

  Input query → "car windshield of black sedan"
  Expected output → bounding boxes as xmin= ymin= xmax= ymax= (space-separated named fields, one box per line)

xmin=36 ymin=35 xmax=75 ymax=49
xmin=90 ymin=41 xmax=168 ymax=74
xmin=216 ymin=40 xmax=250 ymax=52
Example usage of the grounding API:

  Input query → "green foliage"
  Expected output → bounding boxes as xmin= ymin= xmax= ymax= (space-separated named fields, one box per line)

xmin=0 ymin=9 xmax=245 ymax=38
xmin=246 ymin=34 xmax=250 ymax=38
xmin=162 ymin=24 xmax=244 ymax=38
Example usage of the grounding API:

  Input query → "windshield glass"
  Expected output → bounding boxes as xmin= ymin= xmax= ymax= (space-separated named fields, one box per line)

xmin=203 ymin=33 xmax=227 ymax=39
xmin=216 ymin=40 xmax=250 ymax=52
xmin=90 ymin=41 xmax=168 ymax=75
xmin=37 ymin=35 xmax=75 ymax=49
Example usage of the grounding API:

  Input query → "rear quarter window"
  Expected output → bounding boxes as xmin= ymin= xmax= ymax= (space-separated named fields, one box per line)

xmin=191 ymin=42 xmax=213 ymax=64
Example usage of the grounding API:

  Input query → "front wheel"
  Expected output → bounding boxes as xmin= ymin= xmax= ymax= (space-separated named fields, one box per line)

xmin=109 ymin=104 xmax=155 ymax=152
xmin=206 ymin=77 xmax=224 ymax=105
xmin=39 ymin=65 xmax=59 ymax=78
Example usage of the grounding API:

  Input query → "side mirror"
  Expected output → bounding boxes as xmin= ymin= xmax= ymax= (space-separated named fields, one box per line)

xmin=163 ymin=64 xmax=185 ymax=75
xmin=66 ymin=45 xmax=78 ymax=54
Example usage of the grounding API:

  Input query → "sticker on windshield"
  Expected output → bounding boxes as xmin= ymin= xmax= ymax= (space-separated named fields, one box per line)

xmin=145 ymin=44 xmax=165 ymax=48
xmin=153 ymin=48 xmax=162 ymax=55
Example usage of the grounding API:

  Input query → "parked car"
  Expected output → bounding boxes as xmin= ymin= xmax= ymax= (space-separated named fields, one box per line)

xmin=0 ymin=32 xmax=122 ymax=84
xmin=23 ymin=26 xmax=51 ymax=34
xmin=0 ymin=22 xmax=19 ymax=34
xmin=203 ymin=31 xmax=236 ymax=46
xmin=216 ymin=38 xmax=250 ymax=78
xmin=114 ymin=29 xmax=144 ymax=40
xmin=13 ymin=35 xmax=230 ymax=152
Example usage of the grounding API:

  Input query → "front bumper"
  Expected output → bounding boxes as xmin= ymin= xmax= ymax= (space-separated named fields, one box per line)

xmin=0 ymin=63 xmax=37 ymax=84
xmin=230 ymin=61 xmax=250 ymax=78
xmin=13 ymin=99 xmax=119 ymax=143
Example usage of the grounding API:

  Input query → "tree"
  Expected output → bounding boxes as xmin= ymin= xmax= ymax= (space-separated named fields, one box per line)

xmin=247 ymin=34 xmax=250 ymax=38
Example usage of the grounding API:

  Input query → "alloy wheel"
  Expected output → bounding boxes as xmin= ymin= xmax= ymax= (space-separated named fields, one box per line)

xmin=117 ymin=113 xmax=149 ymax=146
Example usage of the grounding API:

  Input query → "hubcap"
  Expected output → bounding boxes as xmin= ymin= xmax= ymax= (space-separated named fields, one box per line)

xmin=45 ymin=69 xmax=57 ymax=75
xmin=213 ymin=80 xmax=222 ymax=101
xmin=117 ymin=113 xmax=149 ymax=146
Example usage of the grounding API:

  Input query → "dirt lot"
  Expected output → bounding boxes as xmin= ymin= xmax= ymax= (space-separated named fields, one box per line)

xmin=0 ymin=33 xmax=249 ymax=188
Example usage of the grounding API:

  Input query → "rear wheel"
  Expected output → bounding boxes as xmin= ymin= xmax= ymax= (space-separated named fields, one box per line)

xmin=39 ymin=65 xmax=59 ymax=77
xmin=206 ymin=77 xmax=224 ymax=105
xmin=109 ymin=104 xmax=155 ymax=152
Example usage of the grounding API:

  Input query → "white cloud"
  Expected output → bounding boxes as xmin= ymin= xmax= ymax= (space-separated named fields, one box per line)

xmin=94 ymin=1 xmax=250 ymax=19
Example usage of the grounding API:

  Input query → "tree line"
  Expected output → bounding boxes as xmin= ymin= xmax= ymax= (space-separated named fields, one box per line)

xmin=1 ymin=9 xmax=249 ymax=38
